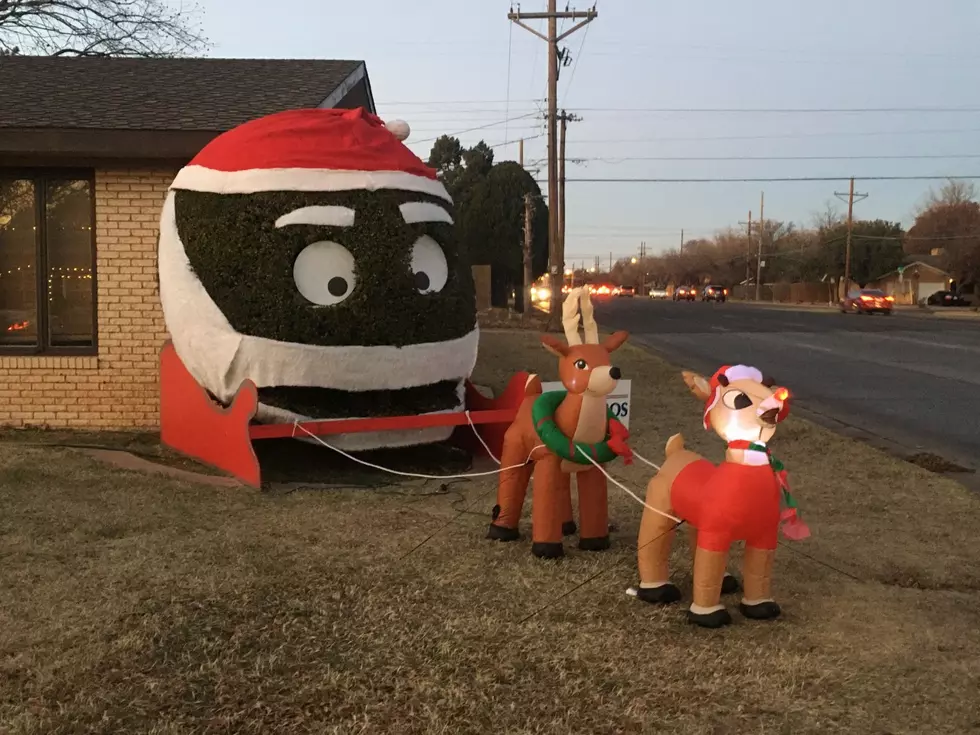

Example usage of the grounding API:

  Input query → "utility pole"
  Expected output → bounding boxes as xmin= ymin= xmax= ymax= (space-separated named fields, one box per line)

xmin=508 ymin=2 xmax=597 ymax=329
xmin=594 ymin=255 xmax=601 ymax=274
xmin=522 ymin=193 xmax=534 ymax=318
xmin=739 ymin=210 xmax=753 ymax=293
xmin=519 ymin=138 xmax=524 ymax=168
xmin=680 ymin=228 xmax=684 ymax=254
xmin=834 ymin=178 xmax=869 ymax=300
xmin=755 ymin=192 xmax=765 ymax=301
xmin=556 ymin=110 xmax=581 ymax=291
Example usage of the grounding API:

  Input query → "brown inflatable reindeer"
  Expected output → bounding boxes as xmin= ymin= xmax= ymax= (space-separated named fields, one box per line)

xmin=487 ymin=288 xmax=630 ymax=558
xmin=630 ymin=364 xmax=808 ymax=628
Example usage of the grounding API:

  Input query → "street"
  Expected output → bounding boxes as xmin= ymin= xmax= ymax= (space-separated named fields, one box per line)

xmin=595 ymin=298 xmax=980 ymax=476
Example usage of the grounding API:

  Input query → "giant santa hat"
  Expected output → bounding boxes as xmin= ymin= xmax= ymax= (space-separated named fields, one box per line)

xmin=158 ymin=108 xmax=478 ymax=451
xmin=170 ymin=107 xmax=452 ymax=201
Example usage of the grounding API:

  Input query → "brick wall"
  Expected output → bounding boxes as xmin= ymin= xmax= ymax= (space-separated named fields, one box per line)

xmin=0 ymin=169 xmax=174 ymax=429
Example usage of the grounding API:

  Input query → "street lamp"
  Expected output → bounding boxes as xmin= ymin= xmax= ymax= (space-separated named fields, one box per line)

xmin=630 ymin=257 xmax=638 ymax=264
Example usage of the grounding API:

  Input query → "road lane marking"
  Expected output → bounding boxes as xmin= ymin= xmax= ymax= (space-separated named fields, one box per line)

xmin=710 ymin=325 xmax=729 ymax=331
xmin=856 ymin=332 xmax=980 ymax=355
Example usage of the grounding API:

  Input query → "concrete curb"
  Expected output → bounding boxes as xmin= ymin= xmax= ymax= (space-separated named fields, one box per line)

xmin=729 ymin=300 xmax=980 ymax=320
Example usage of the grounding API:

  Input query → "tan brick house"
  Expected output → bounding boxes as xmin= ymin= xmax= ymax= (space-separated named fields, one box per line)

xmin=0 ymin=56 xmax=376 ymax=429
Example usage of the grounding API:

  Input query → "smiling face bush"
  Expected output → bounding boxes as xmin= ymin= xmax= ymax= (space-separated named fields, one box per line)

xmin=158 ymin=108 xmax=479 ymax=451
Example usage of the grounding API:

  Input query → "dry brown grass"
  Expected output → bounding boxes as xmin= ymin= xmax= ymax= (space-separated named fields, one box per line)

xmin=2 ymin=329 xmax=980 ymax=734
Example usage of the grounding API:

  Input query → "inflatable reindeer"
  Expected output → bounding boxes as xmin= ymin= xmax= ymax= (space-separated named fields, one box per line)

xmin=631 ymin=364 xmax=808 ymax=628
xmin=487 ymin=288 xmax=630 ymax=559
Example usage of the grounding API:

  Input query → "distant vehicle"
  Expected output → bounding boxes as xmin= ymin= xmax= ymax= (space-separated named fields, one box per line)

xmin=702 ymin=284 xmax=728 ymax=302
xmin=649 ymin=288 xmax=668 ymax=299
xmin=841 ymin=288 xmax=894 ymax=315
xmin=927 ymin=290 xmax=969 ymax=307
xmin=617 ymin=285 xmax=636 ymax=298
xmin=673 ymin=286 xmax=696 ymax=301
xmin=589 ymin=283 xmax=615 ymax=297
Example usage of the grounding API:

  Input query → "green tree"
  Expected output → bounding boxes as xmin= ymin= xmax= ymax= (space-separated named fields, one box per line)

xmin=455 ymin=161 xmax=548 ymax=308
xmin=817 ymin=219 xmax=906 ymax=286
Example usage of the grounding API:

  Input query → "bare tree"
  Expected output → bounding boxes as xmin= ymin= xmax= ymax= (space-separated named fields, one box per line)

xmin=0 ymin=0 xmax=208 ymax=57
xmin=919 ymin=178 xmax=978 ymax=211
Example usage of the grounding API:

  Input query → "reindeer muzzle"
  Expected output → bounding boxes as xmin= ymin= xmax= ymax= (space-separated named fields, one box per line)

xmin=757 ymin=387 xmax=790 ymax=425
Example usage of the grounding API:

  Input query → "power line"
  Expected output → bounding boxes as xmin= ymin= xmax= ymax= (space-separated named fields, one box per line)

xmin=379 ymin=103 xmax=980 ymax=113
xmin=560 ymin=127 xmax=980 ymax=144
xmin=409 ymin=113 xmax=541 ymax=144
xmin=539 ymin=174 xmax=980 ymax=183
xmin=561 ymin=1 xmax=595 ymax=101
xmin=569 ymin=153 xmax=980 ymax=163
xmin=504 ymin=20 xmax=514 ymax=145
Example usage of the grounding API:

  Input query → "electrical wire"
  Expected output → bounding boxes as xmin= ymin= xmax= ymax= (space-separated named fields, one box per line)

xmin=409 ymin=112 xmax=541 ymax=145
xmin=539 ymin=174 xmax=980 ymax=184
xmin=504 ymin=19 xmax=514 ymax=146
xmin=568 ymin=153 xmax=980 ymax=163
xmin=560 ymin=0 xmax=594 ymax=102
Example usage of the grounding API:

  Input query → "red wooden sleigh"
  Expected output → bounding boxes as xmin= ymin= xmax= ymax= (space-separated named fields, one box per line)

xmin=159 ymin=340 xmax=528 ymax=487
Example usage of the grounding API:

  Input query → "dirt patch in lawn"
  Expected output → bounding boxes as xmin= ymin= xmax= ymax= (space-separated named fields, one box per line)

xmin=1 ymin=330 xmax=979 ymax=734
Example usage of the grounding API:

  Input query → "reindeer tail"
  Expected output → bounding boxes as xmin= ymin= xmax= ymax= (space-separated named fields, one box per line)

xmin=524 ymin=374 xmax=543 ymax=397
xmin=665 ymin=433 xmax=686 ymax=457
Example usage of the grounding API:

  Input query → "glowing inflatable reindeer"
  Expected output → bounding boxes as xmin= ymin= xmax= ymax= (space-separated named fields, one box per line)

xmin=631 ymin=364 xmax=809 ymax=628
xmin=487 ymin=288 xmax=630 ymax=559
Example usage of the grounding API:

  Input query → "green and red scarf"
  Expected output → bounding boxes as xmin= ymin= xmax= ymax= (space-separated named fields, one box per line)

xmin=728 ymin=440 xmax=811 ymax=541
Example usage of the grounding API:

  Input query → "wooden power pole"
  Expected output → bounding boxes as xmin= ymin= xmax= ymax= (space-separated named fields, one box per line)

xmin=557 ymin=109 xmax=581 ymax=283
xmin=834 ymin=177 xmax=869 ymax=299
xmin=518 ymin=138 xmax=524 ymax=167
xmin=508 ymin=2 xmax=597 ymax=328
xmin=680 ymin=228 xmax=685 ymax=254
xmin=739 ymin=210 xmax=753 ymax=293
xmin=755 ymin=191 xmax=765 ymax=301
xmin=522 ymin=192 xmax=534 ymax=318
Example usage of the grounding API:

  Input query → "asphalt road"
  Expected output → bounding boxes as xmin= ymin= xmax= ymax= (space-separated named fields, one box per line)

xmin=594 ymin=298 xmax=980 ymax=476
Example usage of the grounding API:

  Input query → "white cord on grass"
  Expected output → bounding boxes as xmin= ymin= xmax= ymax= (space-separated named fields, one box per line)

xmin=291 ymin=420 xmax=542 ymax=480
xmin=575 ymin=446 xmax=682 ymax=524
xmin=631 ymin=450 xmax=662 ymax=472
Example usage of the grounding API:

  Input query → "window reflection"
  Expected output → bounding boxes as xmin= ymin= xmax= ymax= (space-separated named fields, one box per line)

xmin=0 ymin=180 xmax=38 ymax=347
xmin=46 ymin=180 xmax=95 ymax=347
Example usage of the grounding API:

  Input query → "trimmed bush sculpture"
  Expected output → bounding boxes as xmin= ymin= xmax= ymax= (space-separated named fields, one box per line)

xmin=158 ymin=107 xmax=478 ymax=452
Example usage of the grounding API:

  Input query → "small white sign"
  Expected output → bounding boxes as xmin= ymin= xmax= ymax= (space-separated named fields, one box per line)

xmin=539 ymin=379 xmax=632 ymax=430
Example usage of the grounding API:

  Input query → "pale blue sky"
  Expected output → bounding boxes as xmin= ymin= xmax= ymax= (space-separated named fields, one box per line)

xmin=204 ymin=0 xmax=980 ymax=265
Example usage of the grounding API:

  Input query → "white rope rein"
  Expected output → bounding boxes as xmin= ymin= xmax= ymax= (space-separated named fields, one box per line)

xmin=574 ymin=446 xmax=682 ymax=524
xmin=289 ymin=412 xmax=677 ymax=523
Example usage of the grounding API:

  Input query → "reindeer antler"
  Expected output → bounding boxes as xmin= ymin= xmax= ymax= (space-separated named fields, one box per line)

xmin=562 ymin=288 xmax=584 ymax=346
xmin=579 ymin=290 xmax=599 ymax=344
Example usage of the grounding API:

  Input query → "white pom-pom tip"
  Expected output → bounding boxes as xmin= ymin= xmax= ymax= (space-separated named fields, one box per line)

xmin=385 ymin=119 xmax=410 ymax=141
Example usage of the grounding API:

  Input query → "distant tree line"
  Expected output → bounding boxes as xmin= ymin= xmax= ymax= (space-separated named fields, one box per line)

xmin=603 ymin=180 xmax=980 ymax=293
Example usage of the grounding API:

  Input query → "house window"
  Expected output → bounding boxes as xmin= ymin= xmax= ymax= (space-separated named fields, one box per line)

xmin=0 ymin=171 xmax=96 ymax=354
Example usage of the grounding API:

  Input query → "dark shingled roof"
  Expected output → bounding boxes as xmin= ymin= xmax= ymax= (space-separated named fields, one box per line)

xmin=0 ymin=56 xmax=366 ymax=131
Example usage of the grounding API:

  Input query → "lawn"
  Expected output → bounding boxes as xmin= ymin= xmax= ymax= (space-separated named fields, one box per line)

xmin=2 ymin=330 xmax=979 ymax=734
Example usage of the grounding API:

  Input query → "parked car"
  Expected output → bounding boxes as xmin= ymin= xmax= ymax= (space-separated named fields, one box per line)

xmin=649 ymin=287 xmax=668 ymax=299
xmin=702 ymin=284 xmax=728 ymax=302
xmin=926 ymin=290 xmax=969 ymax=307
xmin=673 ymin=286 xmax=696 ymax=301
xmin=841 ymin=289 xmax=894 ymax=315
xmin=617 ymin=285 xmax=635 ymax=298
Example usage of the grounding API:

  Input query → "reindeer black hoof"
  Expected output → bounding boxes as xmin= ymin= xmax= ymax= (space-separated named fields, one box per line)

xmin=578 ymin=535 xmax=611 ymax=552
xmin=722 ymin=574 xmax=741 ymax=595
xmin=531 ymin=542 xmax=565 ymax=559
xmin=562 ymin=520 xmax=578 ymax=536
xmin=486 ymin=523 xmax=520 ymax=542
xmin=634 ymin=583 xmax=682 ymax=605
xmin=687 ymin=608 xmax=732 ymax=628
xmin=739 ymin=601 xmax=781 ymax=620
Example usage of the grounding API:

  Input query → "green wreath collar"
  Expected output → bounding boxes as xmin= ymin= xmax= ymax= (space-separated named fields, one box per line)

xmin=531 ymin=390 xmax=618 ymax=465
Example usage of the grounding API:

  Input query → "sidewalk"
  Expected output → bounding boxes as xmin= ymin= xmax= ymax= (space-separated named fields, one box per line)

xmin=730 ymin=299 xmax=980 ymax=320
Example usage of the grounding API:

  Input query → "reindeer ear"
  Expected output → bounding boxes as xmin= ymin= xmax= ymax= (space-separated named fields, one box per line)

xmin=601 ymin=330 xmax=629 ymax=353
xmin=540 ymin=333 xmax=569 ymax=357
xmin=682 ymin=371 xmax=712 ymax=401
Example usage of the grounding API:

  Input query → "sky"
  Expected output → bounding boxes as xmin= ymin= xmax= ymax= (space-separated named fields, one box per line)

xmin=202 ymin=0 xmax=980 ymax=266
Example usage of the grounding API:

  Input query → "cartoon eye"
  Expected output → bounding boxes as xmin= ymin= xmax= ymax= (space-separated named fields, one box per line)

xmin=722 ymin=390 xmax=753 ymax=411
xmin=293 ymin=241 xmax=356 ymax=306
xmin=573 ymin=359 xmax=588 ymax=370
xmin=410 ymin=235 xmax=449 ymax=294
